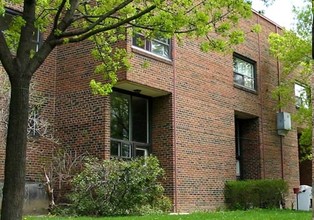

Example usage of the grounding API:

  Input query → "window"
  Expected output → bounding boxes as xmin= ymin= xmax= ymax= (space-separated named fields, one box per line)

xmin=295 ymin=83 xmax=309 ymax=108
xmin=110 ymin=91 xmax=150 ymax=158
xmin=132 ymin=33 xmax=171 ymax=59
xmin=233 ymin=55 xmax=256 ymax=90
xmin=0 ymin=10 xmax=42 ymax=52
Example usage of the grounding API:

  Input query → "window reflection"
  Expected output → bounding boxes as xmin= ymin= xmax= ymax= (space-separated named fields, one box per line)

xmin=110 ymin=91 xmax=150 ymax=158
xmin=132 ymin=33 xmax=171 ymax=59
xmin=111 ymin=92 xmax=130 ymax=140
xmin=233 ymin=56 xmax=256 ymax=90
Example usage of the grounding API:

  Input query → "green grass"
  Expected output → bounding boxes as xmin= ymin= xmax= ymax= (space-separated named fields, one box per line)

xmin=25 ymin=209 xmax=311 ymax=220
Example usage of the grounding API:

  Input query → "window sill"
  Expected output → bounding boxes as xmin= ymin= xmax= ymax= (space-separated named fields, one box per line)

xmin=234 ymin=84 xmax=257 ymax=95
xmin=131 ymin=46 xmax=173 ymax=65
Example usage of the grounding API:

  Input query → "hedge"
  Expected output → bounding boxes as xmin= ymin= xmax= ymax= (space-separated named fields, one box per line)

xmin=225 ymin=179 xmax=288 ymax=210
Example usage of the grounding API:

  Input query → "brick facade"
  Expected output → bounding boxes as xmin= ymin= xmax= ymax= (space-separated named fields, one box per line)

xmin=0 ymin=10 xmax=307 ymax=212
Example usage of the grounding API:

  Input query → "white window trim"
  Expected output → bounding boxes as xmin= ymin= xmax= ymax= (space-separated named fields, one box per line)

xmin=294 ymin=83 xmax=309 ymax=109
xmin=233 ymin=55 xmax=256 ymax=91
xmin=132 ymin=33 xmax=172 ymax=61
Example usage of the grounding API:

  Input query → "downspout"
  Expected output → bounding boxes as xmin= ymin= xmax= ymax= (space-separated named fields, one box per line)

xmin=172 ymin=38 xmax=178 ymax=213
xmin=275 ymin=25 xmax=285 ymax=180
xmin=257 ymin=15 xmax=266 ymax=179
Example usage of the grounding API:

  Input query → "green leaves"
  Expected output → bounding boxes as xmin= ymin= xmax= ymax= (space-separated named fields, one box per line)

xmin=69 ymin=156 xmax=170 ymax=216
xmin=0 ymin=2 xmax=4 ymax=16
xmin=268 ymin=1 xmax=313 ymax=160
xmin=89 ymin=31 xmax=129 ymax=96
xmin=1 ymin=0 xmax=257 ymax=94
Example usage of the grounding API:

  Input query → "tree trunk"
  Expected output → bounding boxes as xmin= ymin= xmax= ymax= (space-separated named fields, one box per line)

xmin=1 ymin=75 xmax=30 ymax=220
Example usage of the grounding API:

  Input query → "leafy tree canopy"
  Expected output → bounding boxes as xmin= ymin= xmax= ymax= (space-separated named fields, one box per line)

xmin=0 ymin=0 xmax=257 ymax=95
xmin=268 ymin=0 xmax=312 ymax=161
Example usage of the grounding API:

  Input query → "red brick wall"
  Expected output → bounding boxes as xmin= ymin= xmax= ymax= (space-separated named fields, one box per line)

xmin=55 ymin=41 xmax=111 ymax=159
xmin=151 ymin=95 xmax=175 ymax=204
xmin=125 ymin=12 xmax=300 ymax=211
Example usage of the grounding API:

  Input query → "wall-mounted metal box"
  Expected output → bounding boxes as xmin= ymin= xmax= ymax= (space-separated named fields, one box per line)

xmin=277 ymin=112 xmax=291 ymax=136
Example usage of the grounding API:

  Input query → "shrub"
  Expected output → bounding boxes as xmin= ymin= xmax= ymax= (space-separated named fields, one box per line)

xmin=225 ymin=179 xmax=288 ymax=210
xmin=67 ymin=156 xmax=171 ymax=216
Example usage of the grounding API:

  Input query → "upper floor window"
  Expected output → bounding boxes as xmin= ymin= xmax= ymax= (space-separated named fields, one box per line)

xmin=132 ymin=33 xmax=171 ymax=59
xmin=0 ymin=10 xmax=42 ymax=52
xmin=110 ymin=91 xmax=150 ymax=159
xmin=233 ymin=54 xmax=256 ymax=91
xmin=295 ymin=83 xmax=309 ymax=108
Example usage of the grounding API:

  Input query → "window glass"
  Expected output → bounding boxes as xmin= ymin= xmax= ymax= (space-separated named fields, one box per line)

xmin=233 ymin=56 xmax=255 ymax=90
xmin=110 ymin=92 xmax=130 ymax=140
xmin=110 ymin=91 xmax=150 ymax=158
xmin=110 ymin=141 xmax=120 ymax=157
xmin=151 ymin=39 xmax=170 ymax=58
xmin=132 ymin=33 xmax=171 ymax=59
xmin=294 ymin=83 xmax=308 ymax=108
xmin=132 ymin=96 xmax=148 ymax=143
xmin=132 ymin=34 xmax=145 ymax=49
xmin=121 ymin=143 xmax=132 ymax=158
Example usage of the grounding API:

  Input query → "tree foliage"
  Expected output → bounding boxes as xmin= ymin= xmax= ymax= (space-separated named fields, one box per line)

xmin=268 ymin=0 xmax=312 ymax=161
xmin=68 ymin=156 xmax=170 ymax=216
xmin=0 ymin=0 xmax=255 ymax=94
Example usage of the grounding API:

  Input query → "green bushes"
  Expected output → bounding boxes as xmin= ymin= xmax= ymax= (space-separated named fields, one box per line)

xmin=225 ymin=179 xmax=288 ymax=210
xmin=66 ymin=156 xmax=171 ymax=216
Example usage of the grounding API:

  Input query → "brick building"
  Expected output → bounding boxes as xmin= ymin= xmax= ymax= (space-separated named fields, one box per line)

xmin=0 ymin=9 xmax=309 ymax=212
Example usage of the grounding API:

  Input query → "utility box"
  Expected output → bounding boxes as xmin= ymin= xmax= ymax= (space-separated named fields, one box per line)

xmin=277 ymin=112 xmax=291 ymax=136
xmin=297 ymin=185 xmax=312 ymax=211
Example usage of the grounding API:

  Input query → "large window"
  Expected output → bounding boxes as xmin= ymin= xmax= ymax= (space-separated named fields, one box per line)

xmin=132 ymin=33 xmax=171 ymax=59
xmin=110 ymin=91 xmax=150 ymax=158
xmin=233 ymin=55 xmax=256 ymax=90
xmin=295 ymin=83 xmax=309 ymax=108
xmin=0 ymin=10 xmax=42 ymax=52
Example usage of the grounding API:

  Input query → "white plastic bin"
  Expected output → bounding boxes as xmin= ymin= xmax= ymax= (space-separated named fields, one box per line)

xmin=297 ymin=185 xmax=312 ymax=211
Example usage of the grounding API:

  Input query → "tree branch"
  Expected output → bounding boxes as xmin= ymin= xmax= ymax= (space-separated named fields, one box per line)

xmin=54 ymin=4 xmax=156 ymax=44
xmin=53 ymin=0 xmax=67 ymax=31
xmin=127 ymin=22 xmax=197 ymax=34
xmin=53 ymin=0 xmax=80 ymax=34
xmin=59 ymin=0 xmax=134 ymax=38
xmin=26 ymin=35 xmax=56 ymax=75
xmin=16 ymin=0 xmax=36 ymax=74
xmin=0 ymin=32 xmax=15 ymax=76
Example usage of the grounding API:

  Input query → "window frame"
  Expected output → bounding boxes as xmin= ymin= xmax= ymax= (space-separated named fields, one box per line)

xmin=132 ymin=33 xmax=172 ymax=60
xmin=233 ymin=53 xmax=257 ymax=91
xmin=110 ymin=89 xmax=151 ymax=159
xmin=294 ymin=83 xmax=309 ymax=109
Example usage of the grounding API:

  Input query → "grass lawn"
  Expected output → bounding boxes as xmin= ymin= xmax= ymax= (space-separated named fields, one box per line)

xmin=25 ymin=209 xmax=311 ymax=220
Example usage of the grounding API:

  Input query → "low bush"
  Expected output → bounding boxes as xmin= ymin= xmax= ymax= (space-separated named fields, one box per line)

xmin=225 ymin=179 xmax=288 ymax=210
xmin=66 ymin=156 xmax=171 ymax=216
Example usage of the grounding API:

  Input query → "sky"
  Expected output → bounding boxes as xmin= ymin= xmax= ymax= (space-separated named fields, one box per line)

xmin=251 ymin=0 xmax=307 ymax=29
